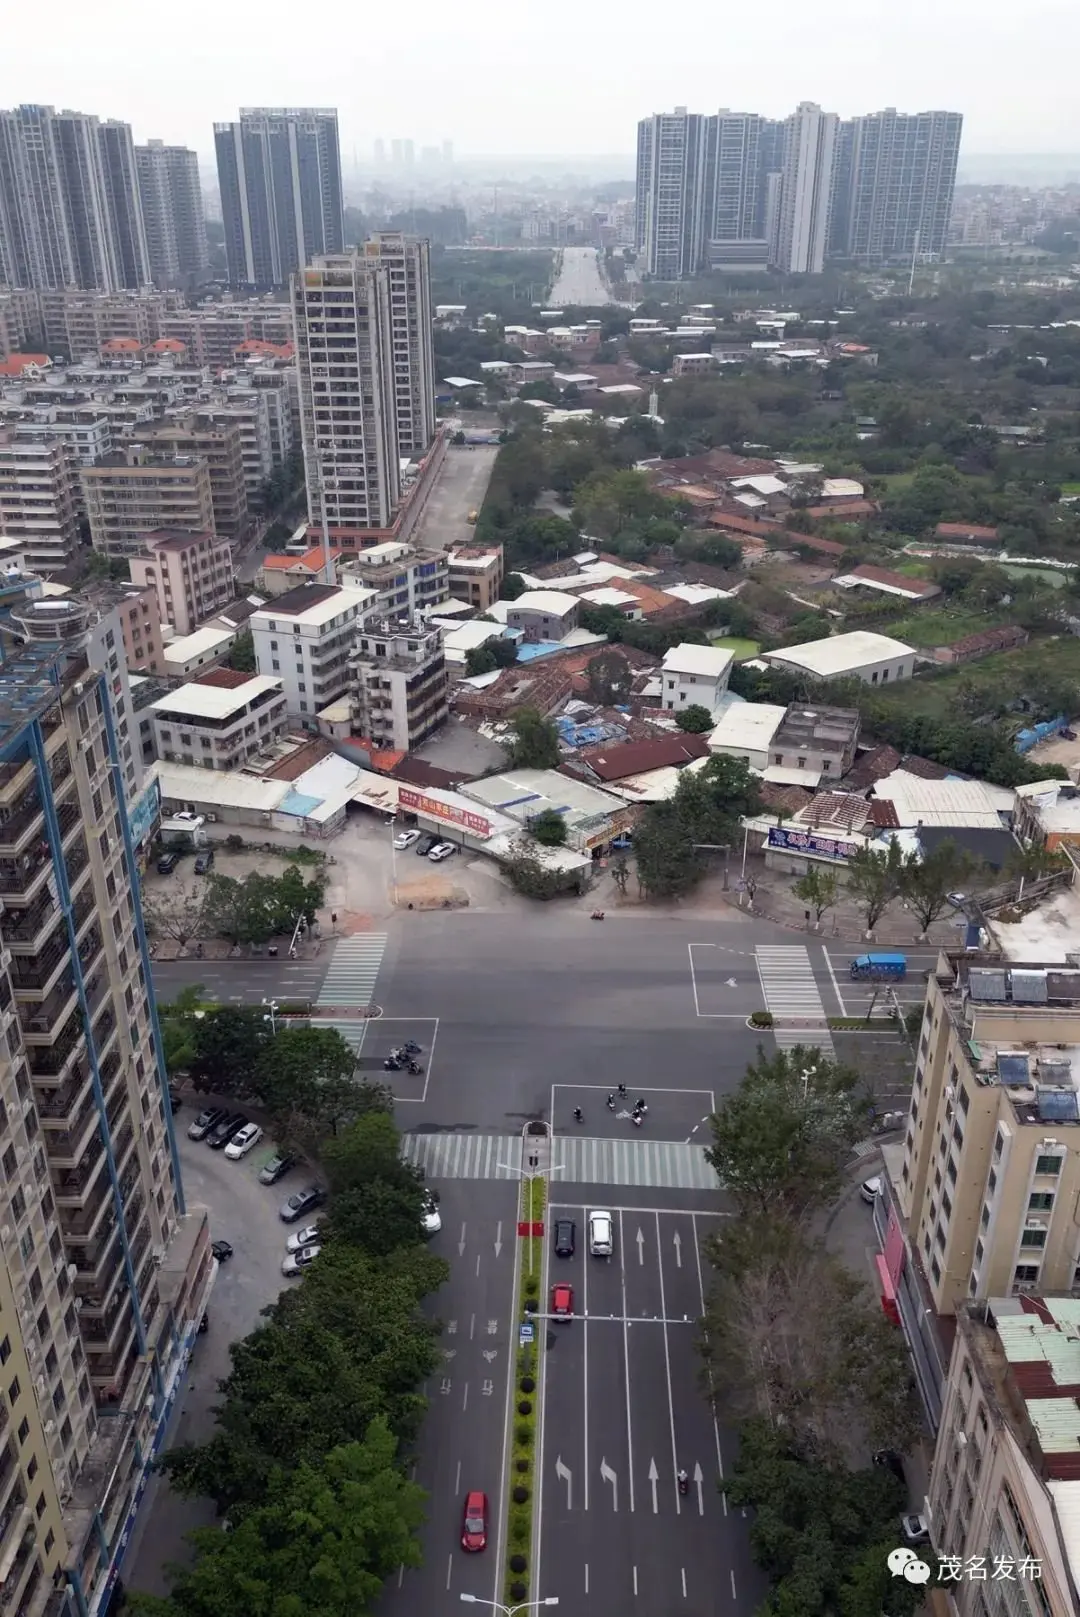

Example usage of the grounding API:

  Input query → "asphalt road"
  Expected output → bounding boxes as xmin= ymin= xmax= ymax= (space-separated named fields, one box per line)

xmin=537 ymin=1187 xmax=764 ymax=1615
xmin=151 ymin=955 xmax=329 ymax=1006
xmin=548 ymin=246 xmax=615 ymax=307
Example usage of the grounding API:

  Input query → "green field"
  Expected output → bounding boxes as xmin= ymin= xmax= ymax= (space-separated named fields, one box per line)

xmin=1000 ymin=564 xmax=1069 ymax=589
xmin=875 ymin=635 xmax=1080 ymax=720
xmin=1060 ymin=482 xmax=1080 ymax=495
xmin=711 ymin=636 xmax=761 ymax=660
xmin=889 ymin=608 xmax=1010 ymax=648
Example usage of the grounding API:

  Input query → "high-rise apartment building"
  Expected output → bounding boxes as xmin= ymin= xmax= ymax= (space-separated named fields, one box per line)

xmin=361 ymin=233 xmax=435 ymax=457
xmin=292 ymin=253 xmax=401 ymax=536
xmin=832 ymin=108 xmax=963 ymax=263
xmin=214 ymin=108 xmax=344 ymax=290
xmin=634 ymin=110 xmax=710 ymax=279
xmin=0 ymin=583 xmax=210 ymax=1617
xmin=135 ymin=142 xmax=209 ymax=288
xmin=349 ymin=617 xmax=448 ymax=751
xmin=0 ymin=106 xmax=150 ymax=293
xmin=769 ymin=102 xmax=839 ymax=274
xmin=0 ymin=430 xmax=82 ymax=573
xmin=146 ymin=411 xmax=249 ymax=542
xmin=81 ymin=445 xmax=216 ymax=559
xmin=129 ymin=528 xmax=235 ymax=636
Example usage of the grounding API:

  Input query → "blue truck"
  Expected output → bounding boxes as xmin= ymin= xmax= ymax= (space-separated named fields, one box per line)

xmin=850 ymin=951 xmax=907 ymax=981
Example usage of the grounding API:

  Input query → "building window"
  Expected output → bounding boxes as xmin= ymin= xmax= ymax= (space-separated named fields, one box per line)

xmin=1029 ymin=1192 xmax=1055 ymax=1212
xmin=931 ymin=1256 xmax=941 ymax=1283
xmin=1035 ymin=1154 xmax=1063 ymax=1176
xmin=1020 ymin=1227 xmax=1047 ymax=1249
xmin=959 ymin=1086 xmax=970 ymax=1115
xmin=1013 ymin=1264 xmax=1041 ymax=1287
xmin=16 ymin=1418 xmax=27 ymax=1444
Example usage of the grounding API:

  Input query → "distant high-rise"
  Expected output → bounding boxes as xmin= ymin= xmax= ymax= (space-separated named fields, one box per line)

xmin=136 ymin=141 xmax=209 ymax=287
xmin=363 ymin=233 xmax=435 ymax=456
xmin=442 ymin=140 xmax=454 ymax=166
xmin=834 ymin=108 xmax=963 ymax=263
xmin=635 ymin=109 xmax=710 ymax=279
xmin=769 ymin=103 xmax=839 ymax=275
xmin=374 ymin=138 xmax=386 ymax=167
xmin=292 ymin=252 xmax=401 ymax=534
xmin=214 ymin=108 xmax=344 ymax=290
xmin=0 ymin=105 xmax=150 ymax=291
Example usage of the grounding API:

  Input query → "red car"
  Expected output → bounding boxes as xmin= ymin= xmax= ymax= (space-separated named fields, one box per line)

xmin=461 ymin=1491 xmax=488 ymax=1552
xmin=552 ymin=1282 xmax=574 ymax=1321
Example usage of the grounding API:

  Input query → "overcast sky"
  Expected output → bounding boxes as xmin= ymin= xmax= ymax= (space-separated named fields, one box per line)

xmin=2 ymin=0 xmax=1076 ymax=159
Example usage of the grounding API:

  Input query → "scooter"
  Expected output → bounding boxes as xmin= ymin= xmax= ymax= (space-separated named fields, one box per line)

xmin=406 ymin=1060 xmax=423 ymax=1075
xmin=591 ymin=910 xmax=605 ymax=921
xmin=573 ymin=1108 xmax=584 ymax=1124
xmin=402 ymin=1040 xmax=422 ymax=1055
xmin=631 ymin=1110 xmax=643 ymax=1128
xmin=384 ymin=1058 xmax=402 ymax=1072
xmin=677 ymin=1471 xmax=689 ymax=1497
xmin=606 ymin=1094 xmax=616 ymax=1111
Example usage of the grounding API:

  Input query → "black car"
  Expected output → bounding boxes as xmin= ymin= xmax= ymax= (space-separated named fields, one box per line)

xmin=194 ymin=849 xmax=215 ymax=875
xmin=211 ymin=1240 xmax=233 ymax=1262
xmin=206 ymin=1113 xmax=248 ymax=1150
xmin=415 ymin=833 xmax=440 ymax=856
xmin=279 ymin=1184 xmax=326 ymax=1223
xmin=259 ymin=1150 xmax=296 ymax=1186
xmin=187 ymin=1106 xmax=228 ymax=1142
xmin=553 ymin=1218 xmax=576 ymax=1258
xmin=156 ymin=851 xmax=180 ymax=875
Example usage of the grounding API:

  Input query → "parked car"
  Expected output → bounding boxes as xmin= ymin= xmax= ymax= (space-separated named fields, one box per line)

xmin=415 ymin=833 xmax=440 ymax=856
xmin=194 ymin=849 xmax=215 ymax=875
xmin=460 ymin=1491 xmax=488 ymax=1553
xmin=901 ymin=1513 xmax=930 ymax=1545
xmin=279 ymin=1185 xmax=326 ymax=1223
xmin=428 ymin=842 xmax=456 ymax=862
xmin=224 ymin=1122 xmax=263 ymax=1160
xmin=156 ymin=852 xmax=179 ymax=875
xmin=281 ymin=1244 xmax=321 ymax=1277
xmin=421 ymin=1191 xmax=441 ymax=1236
xmin=206 ymin=1113 xmax=248 ymax=1150
xmin=211 ymin=1240 xmax=233 ymax=1263
xmin=860 ymin=1176 xmax=882 ymax=1205
xmin=588 ymin=1210 xmax=613 ymax=1258
xmin=394 ymin=829 xmax=421 ymax=850
xmin=285 ymin=1223 xmax=323 ymax=1253
xmin=553 ymin=1218 xmax=576 ymax=1258
xmin=551 ymin=1282 xmax=574 ymax=1320
xmin=259 ymin=1150 xmax=296 ymax=1186
xmin=188 ymin=1106 xmax=228 ymax=1142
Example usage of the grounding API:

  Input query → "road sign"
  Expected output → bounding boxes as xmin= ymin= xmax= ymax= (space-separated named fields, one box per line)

xmin=519 ymin=1320 xmax=535 ymax=1346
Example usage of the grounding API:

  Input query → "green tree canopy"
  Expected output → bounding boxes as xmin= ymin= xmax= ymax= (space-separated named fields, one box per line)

xmin=529 ymin=808 xmax=568 ymax=847
xmin=321 ymin=1112 xmax=429 ymax=1256
xmin=189 ymin=1006 xmax=272 ymax=1095
xmin=504 ymin=705 xmax=561 ymax=770
xmin=675 ymin=703 xmax=714 ymax=734
xmin=845 ymin=841 xmax=905 ymax=932
xmin=900 ymin=839 xmax=977 ymax=932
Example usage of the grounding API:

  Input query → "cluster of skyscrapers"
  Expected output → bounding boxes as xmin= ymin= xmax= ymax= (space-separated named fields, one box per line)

xmin=0 ymin=104 xmax=208 ymax=292
xmin=635 ymin=102 xmax=963 ymax=277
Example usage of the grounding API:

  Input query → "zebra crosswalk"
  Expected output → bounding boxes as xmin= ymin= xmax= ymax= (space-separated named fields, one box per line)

xmin=315 ymin=933 xmax=388 ymax=1009
xmin=400 ymin=1131 xmax=719 ymax=1190
xmin=754 ymin=944 xmax=834 ymax=1056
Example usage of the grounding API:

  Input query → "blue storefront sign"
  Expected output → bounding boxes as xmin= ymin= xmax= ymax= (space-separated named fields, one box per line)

xmin=127 ymin=776 xmax=161 ymax=850
xmin=767 ymin=825 xmax=857 ymax=862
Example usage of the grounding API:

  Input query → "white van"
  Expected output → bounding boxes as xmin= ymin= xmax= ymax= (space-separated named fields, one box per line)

xmin=588 ymin=1210 xmax=613 ymax=1258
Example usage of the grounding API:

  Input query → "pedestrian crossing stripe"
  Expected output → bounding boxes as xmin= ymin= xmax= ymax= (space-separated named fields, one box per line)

xmin=400 ymin=1132 xmax=720 ymax=1191
xmin=754 ymin=944 xmax=834 ymax=1056
xmin=315 ymin=933 xmax=388 ymax=1009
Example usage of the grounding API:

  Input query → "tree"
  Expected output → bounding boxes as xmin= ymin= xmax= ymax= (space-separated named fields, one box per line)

xmin=142 ymin=883 xmax=206 ymax=950
xmin=722 ymin=1422 xmax=921 ymax=1617
xmin=255 ymin=1026 xmax=361 ymax=1147
xmin=793 ymin=866 xmax=839 ymax=927
xmin=502 ymin=836 xmax=568 ymax=899
xmin=226 ymin=630 xmax=256 ymax=673
xmin=1007 ymin=840 xmax=1071 ymax=890
xmin=899 ymin=838 xmax=976 ymax=933
xmin=704 ymin=1045 xmax=866 ymax=1222
xmin=586 ymin=646 xmax=635 ymax=705
xmin=157 ymin=983 xmax=205 ymax=1078
xmin=501 ymin=571 xmax=528 ymax=601
xmin=322 ymin=1112 xmax=428 ymax=1257
xmin=529 ymin=808 xmax=568 ymax=847
xmin=633 ymin=800 xmax=701 ymax=900
xmin=675 ymin=703 xmax=714 ymax=734
xmin=504 ymin=705 xmax=561 ymax=770
xmin=189 ymin=1006 xmax=272 ymax=1096
xmin=463 ymin=643 xmax=498 ymax=677
xmin=844 ymin=841 xmax=904 ymax=933
xmin=131 ymin=1422 xmax=427 ymax=1617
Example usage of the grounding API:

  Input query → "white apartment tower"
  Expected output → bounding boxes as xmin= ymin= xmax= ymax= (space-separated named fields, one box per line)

xmin=362 ymin=233 xmax=436 ymax=457
xmin=291 ymin=253 xmax=401 ymax=535
xmin=135 ymin=142 xmax=209 ymax=287
xmin=770 ymin=102 xmax=839 ymax=275
xmin=635 ymin=110 xmax=709 ymax=279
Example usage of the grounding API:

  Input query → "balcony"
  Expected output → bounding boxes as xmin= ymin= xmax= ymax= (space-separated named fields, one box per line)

xmin=0 ymin=1446 xmax=15 ymax=1505
xmin=92 ymin=1005 xmax=117 ymax=1055
xmin=9 ymin=935 xmax=69 ymax=993
xmin=36 ymin=1061 xmax=91 ymax=1121
xmin=17 ymin=976 xmax=78 ymax=1043
xmin=0 ymin=792 xmax=43 ymax=858
xmin=1 ymin=1519 xmax=36 ymax=1607
xmin=81 ymin=1294 xmax=131 ymax=1346
xmin=42 ymin=1095 xmax=97 ymax=1163
xmin=0 ymin=1491 xmax=28 ymax=1575
xmin=0 ymin=846 xmax=50 ymax=902
xmin=62 ymin=1180 xmax=112 ymax=1241
xmin=72 ymin=1225 xmax=120 ymax=1278
xmin=86 ymin=1321 xmax=136 ymax=1383
xmin=27 ymin=1010 xmax=84 ymax=1077
xmin=54 ymin=1141 xmax=107 ymax=1205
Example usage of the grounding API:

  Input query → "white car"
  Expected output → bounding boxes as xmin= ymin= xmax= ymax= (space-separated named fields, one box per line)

xmin=588 ymin=1210 xmax=613 ymax=1258
xmin=224 ymin=1122 xmax=263 ymax=1160
xmin=285 ymin=1223 xmax=322 ymax=1253
xmin=421 ymin=1193 xmax=441 ymax=1236
xmin=281 ymin=1244 xmax=321 ymax=1277
xmin=860 ymin=1176 xmax=882 ymax=1205
xmin=428 ymin=842 xmax=456 ymax=862
xmin=394 ymin=829 xmax=420 ymax=850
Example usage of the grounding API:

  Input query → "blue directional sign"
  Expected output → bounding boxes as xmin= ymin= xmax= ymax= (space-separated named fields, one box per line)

xmin=519 ymin=1320 xmax=535 ymax=1346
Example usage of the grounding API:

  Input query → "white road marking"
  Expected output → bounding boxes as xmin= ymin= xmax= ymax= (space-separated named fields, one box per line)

xmin=673 ymin=1230 xmax=682 ymax=1268
xmin=656 ymin=1211 xmax=681 ymax=1515
xmin=555 ymin=1455 xmax=572 ymax=1509
xmin=455 ymin=1459 xmax=461 ymax=1493
xmin=692 ymin=1213 xmax=727 ymax=1514
xmin=584 ymin=1564 xmax=589 ymax=1594
xmin=445 ymin=1554 xmax=453 ymax=1590
xmin=693 ymin=1461 xmax=704 ymax=1516
xmin=619 ymin=1211 xmax=635 ymax=1512
xmin=600 ymin=1457 xmax=619 ymax=1511
xmin=494 ymin=1220 xmax=502 ymax=1258
xmin=682 ymin=1568 xmax=688 ymax=1598
xmin=469 ymin=1314 xmax=475 ymax=1340
xmin=823 ymin=946 xmax=849 ymax=1017
xmin=648 ymin=1456 xmax=659 ymax=1513
xmin=458 ymin=1223 xmax=467 ymax=1256
xmin=633 ymin=1565 xmax=638 ymax=1596
xmin=462 ymin=1382 xmax=469 ymax=1411
xmin=730 ymin=1570 xmax=737 ymax=1600
xmin=636 ymin=1227 xmax=645 ymax=1266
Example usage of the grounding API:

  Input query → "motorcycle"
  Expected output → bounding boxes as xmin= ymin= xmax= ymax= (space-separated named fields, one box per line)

xmin=402 ymin=1040 xmax=422 ymax=1055
xmin=631 ymin=1111 xmax=643 ymax=1128
xmin=677 ymin=1471 xmax=689 ymax=1496
xmin=384 ymin=1058 xmax=402 ymax=1072
xmin=406 ymin=1060 xmax=423 ymax=1075
xmin=591 ymin=910 xmax=605 ymax=921
xmin=573 ymin=1108 xmax=584 ymax=1124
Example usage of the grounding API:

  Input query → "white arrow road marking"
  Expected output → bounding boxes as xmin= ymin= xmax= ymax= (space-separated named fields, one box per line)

xmin=648 ymin=1457 xmax=659 ymax=1513
xmin=600 ymin=1457 xmax=618 ymax=1512
xmin=494 ymin=1220 xmax=502 ymax=1258
xmin=673 ymin=1231 xmax=682 ymax=1269
xmin=693 ymin=1461 xmax=704 ymax=1516
xmin=458 ymin=1223 xmax=467 ymax=1256
xmin=726 ymin=977 xmax=738 ymax=987
xmin=555 ymin=1456 xmax=572 ymax=1510
xmin=636 ymin=1227 xmax=645 ymax=1266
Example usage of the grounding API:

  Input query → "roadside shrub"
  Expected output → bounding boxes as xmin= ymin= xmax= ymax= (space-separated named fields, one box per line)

xmin=510 ymin=1555 xmax=527 ymax=1574
xmin=516 ymin=1457 xmax=529 ymax=1474
xmin=520 ymin=1376 xmax=535 ymax=1393
xmin=749 ymin=1009 xmax=774 ymax=1028
xmin=513 ymin=1485 xmax=529 ymax=1505
xmin=510 ymin=1581 xmax=527 ymax=1601
xmin=515 ymin=1423 xmax=532 ymax=1446
xmin=517 ymin=1400 xmax=532 ymax=1416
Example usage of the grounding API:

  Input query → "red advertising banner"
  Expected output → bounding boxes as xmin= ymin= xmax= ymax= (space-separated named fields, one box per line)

xmin=398 ymin=786 xmax=492 ymax=839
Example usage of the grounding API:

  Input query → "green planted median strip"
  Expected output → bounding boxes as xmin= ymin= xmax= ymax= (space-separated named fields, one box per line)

xmin=506 ymin=1174 xmax=546 ymax=1604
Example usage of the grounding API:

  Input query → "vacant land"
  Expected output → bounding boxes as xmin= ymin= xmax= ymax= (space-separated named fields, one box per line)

xmin=890 ymin=607 xmax=1010 ymax=648
xmin=876 ymin=634 xmax=1080 ymax=719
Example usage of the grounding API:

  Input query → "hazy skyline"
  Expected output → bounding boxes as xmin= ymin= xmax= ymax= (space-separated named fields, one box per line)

xmin=2 ymin=0 xmax=1076 ymax=158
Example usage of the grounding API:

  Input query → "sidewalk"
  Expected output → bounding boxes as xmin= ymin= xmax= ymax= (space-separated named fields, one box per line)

xmin=718 ymin=855 xmax=963 ymax=947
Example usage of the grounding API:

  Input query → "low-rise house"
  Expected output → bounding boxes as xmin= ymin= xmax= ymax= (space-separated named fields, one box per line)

xmin=932 ymin=625 xmax=1028 ymax=665
xmin=832 ymin=564 xmax=941 ymax=603
xmin=933 ymin=522 xmax=1000 ymax=547
xmin=560 ymin=731 xmax=711 ymax=786
xmin=762 ymin=629 xmax=916 ymax=686
xmin=151 ymin=671 xmax=288 ymax=770
xmin=507 ymin=589 xmax=580 ymax=643
xmin=659 ymin=643 xmax=733 ymax=714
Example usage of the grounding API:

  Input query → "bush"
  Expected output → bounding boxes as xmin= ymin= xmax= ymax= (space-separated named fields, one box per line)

xmin=516 ymin=1457 xmax=529 ymax=1473
xmin=224 ymin=834 xmax=244 ymax=851
xmin=510 ymin=1555 xmax=528 ymax=1574
xmin=510 ymin=1582 xmax=527 ymax=1601
xmin=515 ymin=1423 xmax=532 ymax=1446
xmin=520 ymin=1376 xmax=535 ymax=1393
xmin=513 ymin=1485 xmax=529 ymax=1505
xmin=517 ymin=1400 xmax=532 ymax=1415
xmin=749 ymin=1009 xmax=774 ymax=1028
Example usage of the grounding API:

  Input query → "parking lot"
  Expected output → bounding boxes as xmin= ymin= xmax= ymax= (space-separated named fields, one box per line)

xmin=124 ymin=1115 xmax=319 ymax=1593
xmin=409 ymin=441 xmax=499 ymax=556
xmin=537 ymin=1194 xmax=761 ymax=1613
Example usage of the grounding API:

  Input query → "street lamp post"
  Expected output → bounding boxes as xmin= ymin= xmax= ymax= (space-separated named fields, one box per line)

xmin=460 ymin=1594 xmax=559 ymax=1617
xmin=262 ymin=997 xmax=278 ymax=1035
